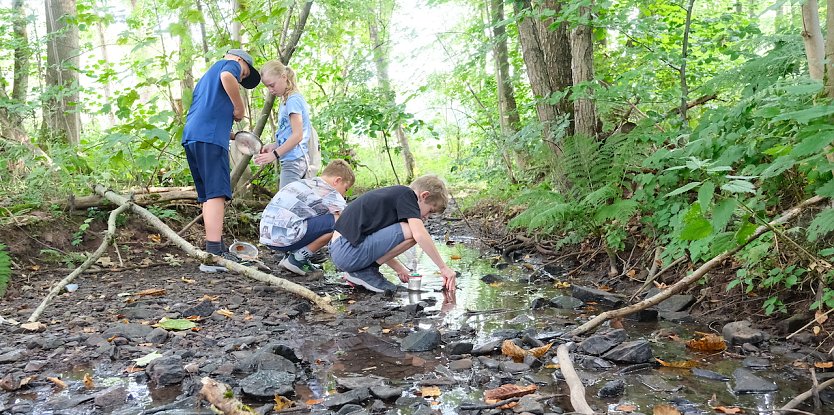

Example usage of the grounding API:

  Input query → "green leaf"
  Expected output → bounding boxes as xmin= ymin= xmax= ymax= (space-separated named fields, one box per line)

xmin=791 ymin=127 xmax=834 ymax=157
xmin=807 ymin=208 xmax=834 ymax=242
xmin=721 ymin=180 xmax=756 ymax=194
xmin=773 ymin=105 xmax=834 ymax=124
xmin=155 ymin=318 xmax=196 ymax=331
xmin=698 ymin=181 xmax=715 ymax=210
xmin=760 ymin=156 xmax=795 ymax=179
xmin=735 ymin=221 xmax=758 ymax=244
xmin=821 ymin=247 xmax=834 ymax=256
xmin=135 ymin=351 xmax=162 ymax=367
xmin=681 ymin=203 xmax=713 ymax=241
xmin=711 ymin=198 xmax=737 ymax=232
xmin=816 ymin=178 xmax=834 ymax=197
xmin=666 ymin=181 xmax=702 ymax=197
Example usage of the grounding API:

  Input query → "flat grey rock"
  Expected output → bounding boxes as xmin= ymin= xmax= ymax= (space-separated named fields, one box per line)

xmin=733 ymin=368 xmax=777 ymax=394
xmin=602 ymin=340 xmax=653 ymax=363
xmin=240 ymin=370 xmax=295 ymax=398
xmin=692 ymin=368 xmax=730 ymax=382
xmin=401 ymin=329 xmax=441 ymax=352
xmin=723 ymin=321 xmax=765 ymax=346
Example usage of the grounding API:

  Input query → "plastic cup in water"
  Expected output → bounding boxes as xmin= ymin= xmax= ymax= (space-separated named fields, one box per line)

xmin=408 ymin=274 xmax=422 ymax=291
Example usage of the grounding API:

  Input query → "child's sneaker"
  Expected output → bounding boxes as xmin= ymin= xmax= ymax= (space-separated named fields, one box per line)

xmin=279 ymin=254 xmax=315 ymax=276
xmin=199 ymin=252 xmax=254 ymax=273
xmin=343 ymin=266 xmax=399 ymax=294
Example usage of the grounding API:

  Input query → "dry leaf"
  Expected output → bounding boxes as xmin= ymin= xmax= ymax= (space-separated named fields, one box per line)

xmin=450 ymin=254 xmax=462 ymax=260
xmin=713 ymin=406 xmax=743 ymax=414
xmin=484 ymin=384 xmax=537 ymax=402
xmin=382 ymin=328 xmax=391 ymax=334
xmin=148 ymin=234 xmax=162 ymax=243
xmin=136 ymin=288 xmax=166 ymax=297
xmin=815 ymin=310 xmax=829 ymax=325
xmin=529 ymin=342 xmax=553 ymax=358
xmin=813 ymin=325 xmax=821 ymax=336
xmin=554 ymin=281 xmax=570 ymax=289
xmin=610 ymin=317 xmax=625 ymax=329
xmin=181 ymin=277 xmax=195 ymax=284
xmin=420 ymin=386 xmax=441 ymax=397
xmin=46 ymin=376 xmax=67 ymax=389
xmin=617 ymin=404 xmax=638 ymax=412
xmin=19 ymin=375 xmax=36 ymax=387
xmin=653 ymin=404 xmax=682 ymax=415
xmin=96 ymin=256 xmax=113 ymax=266
xmin=200 ymin=294 xmax=219 ymax=302
xmin=626 ymin=269 xmax=637 ymax=278
xmin=125 ymin=365 xmax=144 ymax=373
xmin=656 ymin=358 xmax=699 ymax=368
xmin=20 ymin=322 xmax=46 ymax=332
xmin=83 ymin=373 xmax=94 ymax=389
xmin=216 ymin=309 xmax=234 ymax=318
xmin=792 ymin=360 xmax=810 ymax=369
xmin=686 ymin=333 xmax=726 ymax=352
xmin=273 ymin=395 xmax=293 ymax=411
xmin=305 ymin=398 xmax=323 ymax=405
xmin=814 ymin=361 xmax=833 ymax=369
xmin=501 ymin=340 xmax=527 ymax=362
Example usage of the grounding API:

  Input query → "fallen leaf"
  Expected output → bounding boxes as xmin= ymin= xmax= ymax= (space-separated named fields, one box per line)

xmin=200 ymin=294 xmax=219 ymax=302
xmin=656 ymin=358 xmax=699 ymax=368
xmin=215 ymin=309 xmax=234 ymax=318
xmin=148 ymin=234 xmax=161 ymax=243
xmin=181 ymin=277 xmax=196 ymax=284
xmin=125 ymin=365 xmax=144 ymax=373
xmin=653 ymin=404 xmax=682 ymax=415
xmin=814 ymin=361 xmax=833 ymax=369
xmin=554 ymin=281 xmax=570 ymax=289
xmin=617 ymin=404 xmax=638 ymax=412
xmin=544 ymin=363 xmax=560 ymax=369
xmin=83 ymin=373 xmax=94 ymax=389
xmin=136 ymin=288 xmax=166 ymax=297
xmin=484 ymin=384 xmax=537 ymax=402
xmin=30 ymin=265 xmax=40 ymax=271
xmin=185 ymin=315 xmax=202 ymax=321
xmin=501 ymin=340 xmax=527 ymax=362
xmin=686 ymin=333 xmax=726 ymax=352
xmin=155 ymin=318 xmax=197 ymax=331
xmin=19 ymin=375 xmax=36 ymax=387
xmin=626 ymin=269 xmax=637 ymax=278
xmin=273 ymin=395 xmax=293 ymax=411
xmin=450 ymin=254 xmax=462 ymax=260
xmin=713 ymin=406 xmax=743 ymax=414
xmin=20 ymin=322 xmax=46 ymax=332
xmin=815 ymin=310 xmax=829 ymax=325
xmin=96 ymin=256 xmax=113 ymax=266
xmin=814 ymin=325 xmax=821 ymax=336
xmin=420 ymin=386 xmax=441 ymax=397
xmin=382 ymin=328 xmax=391 ymax=334
xmin=135 ymin=351 xmax=163 ymax=367
xmin=529 ymin=342 xmax=553 ymax=358
xmin=305 ymin=398 xmax=323 ymax=405
xmin=610 ymin=317 xmax=625 ymax=329
xmin=793 ymin=360 xmax=810 ymax=369
xmin=46 ymin=376 xmax=67 ymax=389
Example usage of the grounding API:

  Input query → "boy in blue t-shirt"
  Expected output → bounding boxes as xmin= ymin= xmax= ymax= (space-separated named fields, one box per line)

xmin=182 ymin=49 xmax=261 ymax=272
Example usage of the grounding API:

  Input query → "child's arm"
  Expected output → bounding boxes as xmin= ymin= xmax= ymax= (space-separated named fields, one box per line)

xmin=220 ymin=72 xmax=245 ymax=121
xmin=271 ymin=113 xmax=303 ymax=159
xmin=407 ymin=218 xmax=456 ymax=291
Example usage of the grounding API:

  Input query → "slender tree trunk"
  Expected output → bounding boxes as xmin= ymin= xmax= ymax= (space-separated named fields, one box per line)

xmin=369 ymin=1 xmax=415 ymax=183
xmin=539 ymin=0 xmax=573 ymax=124
xmin=824 ymin=0 xmax=834 ymax=172
xmin=801 ymin=0 xmax=825 ymax=81
xmin=489 ymin=0 xmax=521 ymax=179
xmin=177 ymin=9 xmax=196 ymax=113
xmin=44 ymin=0 xmax=81 ymax=145
xmin=679 ymin=0 xmax=695 ymax=122
xmin=96 ymin=16 xmax=116 ymax=126
xmin=12 ymin=0 xmax=29 ymax=103
xmin=195 ymin=0 xmax=210 ymax=66
xmin=570 ymin=4 xmax=597 ymax=137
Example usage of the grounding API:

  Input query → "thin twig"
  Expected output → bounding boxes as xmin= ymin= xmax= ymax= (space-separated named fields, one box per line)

xmin=786 ymin=307 xmax=834 ymax=340
xmin=629 ymin=256 xmax=687 ymax=302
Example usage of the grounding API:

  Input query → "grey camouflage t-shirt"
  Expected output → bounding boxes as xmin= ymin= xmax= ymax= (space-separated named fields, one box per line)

xmin=259 ymin=177 xmax=346 ymax=247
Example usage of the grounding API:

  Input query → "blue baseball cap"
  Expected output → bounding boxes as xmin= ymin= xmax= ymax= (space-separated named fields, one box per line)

xmin=226 ymin=49 xmax=261 ymax=89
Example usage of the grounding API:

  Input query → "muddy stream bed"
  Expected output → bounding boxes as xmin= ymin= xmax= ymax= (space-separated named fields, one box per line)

xmin=1 ymin=231 xmax=832 ymax=415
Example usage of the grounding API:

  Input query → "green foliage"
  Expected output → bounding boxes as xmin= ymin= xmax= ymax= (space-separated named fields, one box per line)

xmin=0 ymin=244 xmax=10 ymax=297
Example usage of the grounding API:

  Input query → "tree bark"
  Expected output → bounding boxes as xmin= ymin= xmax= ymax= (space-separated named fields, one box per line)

xmin=43 ymin=0 xmax=81 ymax=145
xmin=679 ymin=0 xmax=695 ymax=122
xmin=570 ymin=4 xmax=597 ymax=138
xmin=801 ymin=0 xmax=825 ymax=81
xmin=12 ymin=0 xmax=29 ymax=104
xmin=826 ymin=0 xmax=834 ymax=98
xmin=489 ymin=0 xmax=522 ymax=178
xmin=539 ymin=0 xmax=573 ymax=121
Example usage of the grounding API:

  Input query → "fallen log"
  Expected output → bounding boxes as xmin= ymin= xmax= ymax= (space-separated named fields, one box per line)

xmin=781 ymin=377 xmax=834 ymax=411
xmin=555 ymin=343 xmax=594 ymax=415
xmin=28 ymin=201 xmax=132 ymax=323
xmin=94 ymin=185 xmax=336 ymax=313
xmin=571 ymin=195 xmax=827 ymax=336
xmin=60 ymin=191 xmax=267 ymax=211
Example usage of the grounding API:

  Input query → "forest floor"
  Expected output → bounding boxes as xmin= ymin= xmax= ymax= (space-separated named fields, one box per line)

xmin=0 ymin=201 xmax=832 ymax=414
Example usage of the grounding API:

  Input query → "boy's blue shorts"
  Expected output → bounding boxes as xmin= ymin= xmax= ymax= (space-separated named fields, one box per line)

xmin=184 ymin=141 xmax=231 ymax=202
xmin=329 ymin=223 xmax=405 ymax=272
xmin=267 ymin=213 xmax=335 ymax=252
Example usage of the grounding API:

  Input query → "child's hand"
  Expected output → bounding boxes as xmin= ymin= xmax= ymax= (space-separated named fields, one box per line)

xmin=396 ymin=271 xmax=410 ymax=283
xmin=233 ymin=106 xmax=244 ymax=121
xmin=440 ymin=266 xmax=457 ymax=292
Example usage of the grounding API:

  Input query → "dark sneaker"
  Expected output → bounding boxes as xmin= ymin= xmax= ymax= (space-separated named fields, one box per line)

xmin=279 ymin=254 xmax=315 ymax=276
xmin=343 ymin=267 xmax=399 ymax=294
xmin=199 ymin=252 xmax=254 ymax=273
xmin=308 ymin=250 xmax=328 ymax=264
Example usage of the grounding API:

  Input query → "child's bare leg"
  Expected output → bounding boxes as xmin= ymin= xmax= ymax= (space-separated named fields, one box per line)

xmin=305 ymin=232 xmax=333 ymax=253
xmin=376 ymin=223 xmax=416 ymax=280
xmin=203 ymin=197 xmax=225 ymax=243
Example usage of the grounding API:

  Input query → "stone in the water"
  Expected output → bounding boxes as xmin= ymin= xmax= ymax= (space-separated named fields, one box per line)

xmin=449 ymin=358 xmax=473 ymax=371
xmin=598 ymin=379 xmax=625 ymax=398
xmin=471 ymin=339 xmax=502 ymax=356
xmin=722 ymin=321 xmax=765 ymax=346
xmin=146 ymin=355 xmax=185 ymax=386
xmin=240 ymin=370 xmax=295 ymax=398
xmin=323 ymin=388 xmax=370 ymax=408
xmin=602 ymin=340 xmax=653 ymax=363
xmin=742 ymin=357 xmax=771 ymax=369
xmin=550 ymin=295 xmax=584 ymax=309
xmin=370 ymin=384 xmax=403 ymax=400
xmin=658 ymin=311 xmax=693 ymax=323
xmin=579 ymin=329 xmax=627 ymax=355
xmin=513 ymin=394 xmax=544 ymax=414
xmin=733 ymin=368 xmax=777 ymax=394
xmin=336 ymin=404 xmax=365 ymax=414
xmin=571 ymin=285 xmax=625 ymax=307
xmin=637 ymin=374 xmax=683 ymax=392
xmin=94 ymin=385 xmax=128 ymax=408
xmin=446 ymin=341 xmax=473 ymax=355
xmin=479 ymin=356 xmax=500 ymax=369
xmin=235 ymin=349 xmax=296 ymax=375
xmin=691 ymin=368 xmax=729 ymax=381
xmin=499 ymin=361 xmax=530 ymax=373
xmin=401 ymin=329 xmax=441 ymax=352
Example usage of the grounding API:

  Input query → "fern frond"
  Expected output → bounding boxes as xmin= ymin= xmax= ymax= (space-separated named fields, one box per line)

xmin=807 ymin=208 xmax=834 ymax=242
xmin=509 ymin=187 xmax=563 ymax=207
xmin=594 ymin=199 xmax=639 ymax=224
xmin=529 ymin=202 xmax=579 ymax=231
xmin=0 ymin=244 xmax=10 ymax=297
xmin=580 ymin=184 xmax=618 ymax=209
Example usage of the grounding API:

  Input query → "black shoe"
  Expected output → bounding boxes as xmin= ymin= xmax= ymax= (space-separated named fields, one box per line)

xmin=279 ymin=254 xmax=315 ymax=276
xmin=308 ymin=250 xmax=328 ymax=264
xmin=343 ymin=267 xmax=399 ymax=294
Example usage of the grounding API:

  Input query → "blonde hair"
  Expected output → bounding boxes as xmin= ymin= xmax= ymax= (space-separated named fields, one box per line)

xmin=321 ymin=159 xmax=355 ymax=187
xmin=261 ymin=60 xmax=300 ymax=99
xmin=410 ymin=175 xmax=448 ymax=213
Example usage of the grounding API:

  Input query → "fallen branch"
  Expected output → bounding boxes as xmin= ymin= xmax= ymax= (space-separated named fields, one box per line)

xmin=458 ymin=397 xmax=520 ymax=411
xmin=780 ymin=377 xmax=834 ymax=411
xmin=28 ymin=201 xmax=132 ymax=322
xmin=94 ymin=185 xmax=336 ymax=313
xmin=629 ymin=255 xmax=687 ymax=302
xmin=61 ymin=191 xmax=267 ymax=211
xmin=199 ymin=377 xmax=257 ymax=415
xmin=571 ymin=195 xmax=827 ymax=336
xmin=556 ymin=343 xmax=594 ymax=415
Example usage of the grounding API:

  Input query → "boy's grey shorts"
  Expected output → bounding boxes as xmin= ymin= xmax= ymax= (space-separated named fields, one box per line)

xmin=330 ymin=223 xmax=405 ymax=272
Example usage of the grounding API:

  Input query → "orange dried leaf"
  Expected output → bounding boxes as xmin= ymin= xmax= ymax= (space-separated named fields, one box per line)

xmin=181 ymin=277 xmax=196 ymax=284
xmin=125 ymin=365 xmax=144 ymax=373
xmin=200 ymin=294 xmax=219 ymax=302
xmin=656 ymin=358 xmax=698 ymax=368
xmin=136 ymin=288 xmax=166 ymax=297
xmin=420 ymin=386 xmax=441 ymax=397
xmin=450 ymin=254 xmax=462 ymax=260
xmin=216 ymin=309 xmax=234 ymax=318
xmin=83 ymin=373 xmax=94 ymax=389
xmin=653 ymin=404 xmax=682 ymax=415
xmin=814 ymin=361 xmax=833 ymax=369
xmin=148 ymin=234 xmax=161 ymax=243
xmin=46 ymin=376 xmax=66 ymax=389
xmin=617 ymin=404 xmax=638 ymax=412
xmin=529 ymin=342 xmax=553 ymax=358
xmin=273 ymin=395 xmax=293 ymax=411
xmin=501 ymin=340 xmax=527 ymax=363
xmin=305 ymin=398 xmax=323 ymax=405
xmin=483 ymin=383 xmax=537 ymax=401
xmin=815 ymin=310 xmax=828 ymax=325
xmin=686 ymin=333 xmax=726 ymax=352
xmin=713 ymin=406 xmax=743 ymax=414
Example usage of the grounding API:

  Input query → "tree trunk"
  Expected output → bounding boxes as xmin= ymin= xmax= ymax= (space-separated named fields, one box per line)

xmin=96 ymin=18 xmax=116 ymax=126
xmin=12 ymin=0 xmax=29 ymax=103
xmin=570 ymin=5 xmax=597 ymax=138
xmin=679 ymin=0 xmax=695 ymax=122
xmin=539 ymin=0 xmax=573 ymax=122
xmin=826 ymin=0 xmax=834 ymax=98
xmin=195 ymin=0 xmax=210 ymax=66
xmin=44 ymin=0 xmax=81 ymax=145
xmin=801 ymin=0 xmax=824 ymax=81
xmin=369 ymin=0 xmax=415 ymax=183
xmin=491 ymin=0 xmax=520 ymax=136
xmin=177 ymin=9 xmax=196 ymax=114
